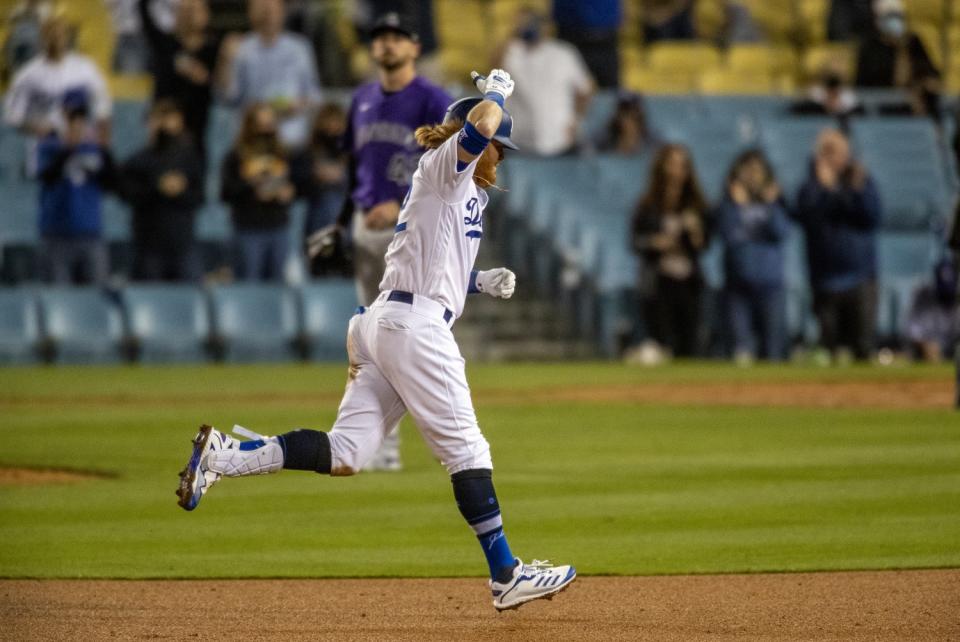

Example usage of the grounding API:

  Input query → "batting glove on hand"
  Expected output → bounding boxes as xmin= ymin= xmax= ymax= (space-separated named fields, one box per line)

xmin=471 ymin=69 xmax=514 ymax=103
xmin=306 ymin=223 xmax=341 ymax=259
xmin=476 ymin=267 xmax=516 ymax=299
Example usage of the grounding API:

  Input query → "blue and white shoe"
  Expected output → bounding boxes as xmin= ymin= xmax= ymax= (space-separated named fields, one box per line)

xmin=176 ymin=424 xmax=234 ymax=511
xmin=490 ymin=558 xmax=576 ymax=611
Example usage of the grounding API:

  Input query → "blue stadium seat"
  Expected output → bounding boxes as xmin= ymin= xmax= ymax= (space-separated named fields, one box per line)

xmin=850 ymin=118 xmax=950 ymax=230
xmin=0 ymin=288 xmax=40 ymax=363
xmin=0 ymin=181 xmax=38 ymax=244
xmin=111 ymin=101 xmax=149 ymax=159
xmin=876 ymin=232 xmax=939 ymax=339
xmin=38 ymin=287 xmax=125 ymax=363
xmin=102 ymin=196 xmax=131 ymax=242
xmin=655 ymin=120 xmax=753 ymax=202
xmin=209 ymin=284 xmax=300 ymax=362
xmin=758 ymin=117 xmax=834 ymax=202
xmin=0 ymin=126 xmax=27 ymax=182
xmin=122 ymin=285 xmax=211 ymax=362
xmin=703 ymin=95 xmax=789 ymax=124
xmin=299 ymin=279 xmax=356 ymax=361
xmin=582 ymin=89 xmax=619 ymax=143
xmin=644 ymin=96 xmax=706 ymax=134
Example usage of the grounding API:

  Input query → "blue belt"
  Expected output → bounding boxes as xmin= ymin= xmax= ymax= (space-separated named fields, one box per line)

xmin=387 ymin=290 xmax=454 ymax=323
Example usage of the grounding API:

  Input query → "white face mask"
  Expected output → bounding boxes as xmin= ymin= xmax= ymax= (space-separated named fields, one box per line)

xmin=879 ymin=14 xmax=906 ymax=39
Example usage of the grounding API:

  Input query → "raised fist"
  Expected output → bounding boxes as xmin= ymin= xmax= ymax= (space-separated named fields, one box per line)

xmin=476 ymin=267 xmax=516 ymax=299
xmin=470 ymin=69 xmax=515 ymax=102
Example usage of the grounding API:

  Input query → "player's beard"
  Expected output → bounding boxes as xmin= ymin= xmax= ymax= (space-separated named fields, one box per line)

xmin=377 ymin=53 xmax=411 ymax=72
xmin=473 ymin=146 xmax=499 ymax=189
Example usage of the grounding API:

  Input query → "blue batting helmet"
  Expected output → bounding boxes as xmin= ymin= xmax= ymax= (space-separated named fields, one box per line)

xmin=443 ymin=97 xmax=519 ymax=150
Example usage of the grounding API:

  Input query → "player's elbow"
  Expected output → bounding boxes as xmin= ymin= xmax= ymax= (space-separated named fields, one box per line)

xmin=466 ymin=101 xmax=502 ymax=139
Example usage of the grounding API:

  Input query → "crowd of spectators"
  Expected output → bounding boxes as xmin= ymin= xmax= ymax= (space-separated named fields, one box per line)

xmin=0 ymin=0 xmax=957 ymax=365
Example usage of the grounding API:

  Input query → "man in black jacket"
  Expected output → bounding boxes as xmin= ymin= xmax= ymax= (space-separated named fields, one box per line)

xmin=119 ymin=99 xmax=205 ymax=281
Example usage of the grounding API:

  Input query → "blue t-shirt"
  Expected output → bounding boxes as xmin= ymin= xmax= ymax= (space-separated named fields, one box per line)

xmin=344 ymin=76 xmax=451 ymax=211
xmin=36 ymin=137 xmax=107 ymax=238
xmin=553 ymin=0 xmax=622 ymax=31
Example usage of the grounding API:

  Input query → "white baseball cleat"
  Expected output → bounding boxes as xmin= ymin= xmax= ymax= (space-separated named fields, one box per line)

xmin=490 ymin=558 xmax=576 ymax=611
xmin=176 ymin=424 xmax=235 ymax=511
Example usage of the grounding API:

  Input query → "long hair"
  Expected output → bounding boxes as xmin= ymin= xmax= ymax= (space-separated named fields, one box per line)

xmin=235 ymin=102 xmax=285 ymax=158
xmin=415 ymin=120 xmax=500 ymax=188
xmin=414 ymin=122 xmax=462 ymax=149
xmin=638 ymin=143 xmax=706 ymax=215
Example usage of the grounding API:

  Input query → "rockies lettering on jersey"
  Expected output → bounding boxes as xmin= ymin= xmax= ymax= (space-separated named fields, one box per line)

xmin=380 ymin=132 xmax=488 ymax=320
xmin=344 ymin=77 xmax=451 ymax=211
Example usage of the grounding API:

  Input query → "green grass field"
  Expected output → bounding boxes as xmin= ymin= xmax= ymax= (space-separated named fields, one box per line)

xmin=1 ymin=363 xmax=958 ymax=579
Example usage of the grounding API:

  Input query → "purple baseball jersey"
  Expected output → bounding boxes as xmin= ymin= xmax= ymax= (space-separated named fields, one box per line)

xmin=344 ymin=76 xmax=452 ymax=211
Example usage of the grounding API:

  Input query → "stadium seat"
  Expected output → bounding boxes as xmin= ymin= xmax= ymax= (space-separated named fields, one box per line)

xmin=850 ymin=118 xmax=950 ymax=230
xmin=698 ymin=68 xmax=774 ymax=95
xmin=111 ymin=101 xmax=149 ymax=159
xmin=758 ymin=117 xmax=834 ymax=201
xmin=726 ymin=44 xmax=798 ymax=77
xmin=624 ymin=67 xmax=698 ymax=94
xmin=581 ymin=90 xmax=619 ymax=144
xmin=703 ymin=95 xmax=790 ymax=123
xmin=876 ymin=232 xmax=939 ymax=339
xmin=904 ymin=0 xmax=945 ymax=24
xmin=209 ymin=284 xmax=300 ymax=362
xmin=122 ymin=285 xmax=211 ymax=362
xmin=0 ymin=182 xmax=38 ymax=244
xmin=647 ymin=42 xmax=722 ymax=74
xmin=0 ymin=288 xmax=41 ymax=363
xmin=801 ymin=43 xmax=857 ymax=81
xmin=298 ymin=279 xmax=356 ymax=361
xmin=38 ymin=287 xmax=125 ymax=364
xmin=798 ymin=0 xmax=829 ymax=43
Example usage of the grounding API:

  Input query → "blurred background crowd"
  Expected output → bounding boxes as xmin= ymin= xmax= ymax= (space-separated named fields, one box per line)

xmin=0 ymin=0 xmax=958 ymax=366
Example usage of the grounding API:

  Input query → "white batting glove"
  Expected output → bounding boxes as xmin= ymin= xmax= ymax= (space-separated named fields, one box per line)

xmin=476 ymin=268 xmax=516 ymax=299
xmin=470 ymin=69 xmax=515 ymax=103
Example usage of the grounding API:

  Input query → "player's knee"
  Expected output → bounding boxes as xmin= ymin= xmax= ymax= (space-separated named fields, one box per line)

xmin=445 ymin=438 xmax=492 ymax=475
xmin=326 ymin=431 xmax=365 ymax=476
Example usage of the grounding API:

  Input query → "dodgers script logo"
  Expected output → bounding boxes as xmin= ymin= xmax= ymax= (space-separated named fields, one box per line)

xmin=464 ymin=197 xmax=482 ymax=239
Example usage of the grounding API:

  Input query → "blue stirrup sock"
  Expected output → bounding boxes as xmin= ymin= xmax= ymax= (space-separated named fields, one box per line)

xmin=451 ymin=468 xmax=517 ymax=583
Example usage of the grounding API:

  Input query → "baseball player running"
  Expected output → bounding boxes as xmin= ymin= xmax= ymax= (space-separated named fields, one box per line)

xmin=177 ymin=68 xmax=576 ymax=611
xmin=309 ymin=12 xmax=453 ymax=472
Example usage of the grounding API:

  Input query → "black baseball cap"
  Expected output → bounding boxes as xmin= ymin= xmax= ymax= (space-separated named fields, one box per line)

xmin=369 ymin=12 xmax=419 ymax=42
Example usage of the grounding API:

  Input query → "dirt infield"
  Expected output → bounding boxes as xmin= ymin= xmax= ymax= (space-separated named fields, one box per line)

xmin=503 ymin=378 xmax=953 ymax=409
xmin=0 ymin=377 xmax=951 ymax=411
xmin=0 ymin=467 xmax=113 ymax=486
xmin=2 ymin=570 xmax=957 ymax=641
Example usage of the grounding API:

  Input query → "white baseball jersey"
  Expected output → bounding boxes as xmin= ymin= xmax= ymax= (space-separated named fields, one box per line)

xmin=3 ymin=52 xmax=112 ymax=130
xmin=326 ymin=130 xmax=493 ymax=477
xmin=379 ymin=132 xmax=488 ymax=319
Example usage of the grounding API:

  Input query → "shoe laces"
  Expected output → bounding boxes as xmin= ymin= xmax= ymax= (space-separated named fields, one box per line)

xmin=524 ymin=559 xmax=554 ymax=573
xmin=232 ymin=424 xmax=266 ymax=440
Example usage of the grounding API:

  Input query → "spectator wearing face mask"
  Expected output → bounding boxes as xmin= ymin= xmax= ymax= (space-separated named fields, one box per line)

xmin=221 ymin=102 xmax=297 ymax=281
xmin=855 ymin=0 xmax=940 ymax=116
xmin=119 ymin=99 xmax=205 ymax=281
xmin=906 ymin=258 xmax=960 ymax=363
xmin=496 ymin=8 xmax=595 ymax=156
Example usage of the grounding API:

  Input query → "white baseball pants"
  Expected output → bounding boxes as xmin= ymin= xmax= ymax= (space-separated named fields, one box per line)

xmin=327 ymin=291 xmax=493 ymax=476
